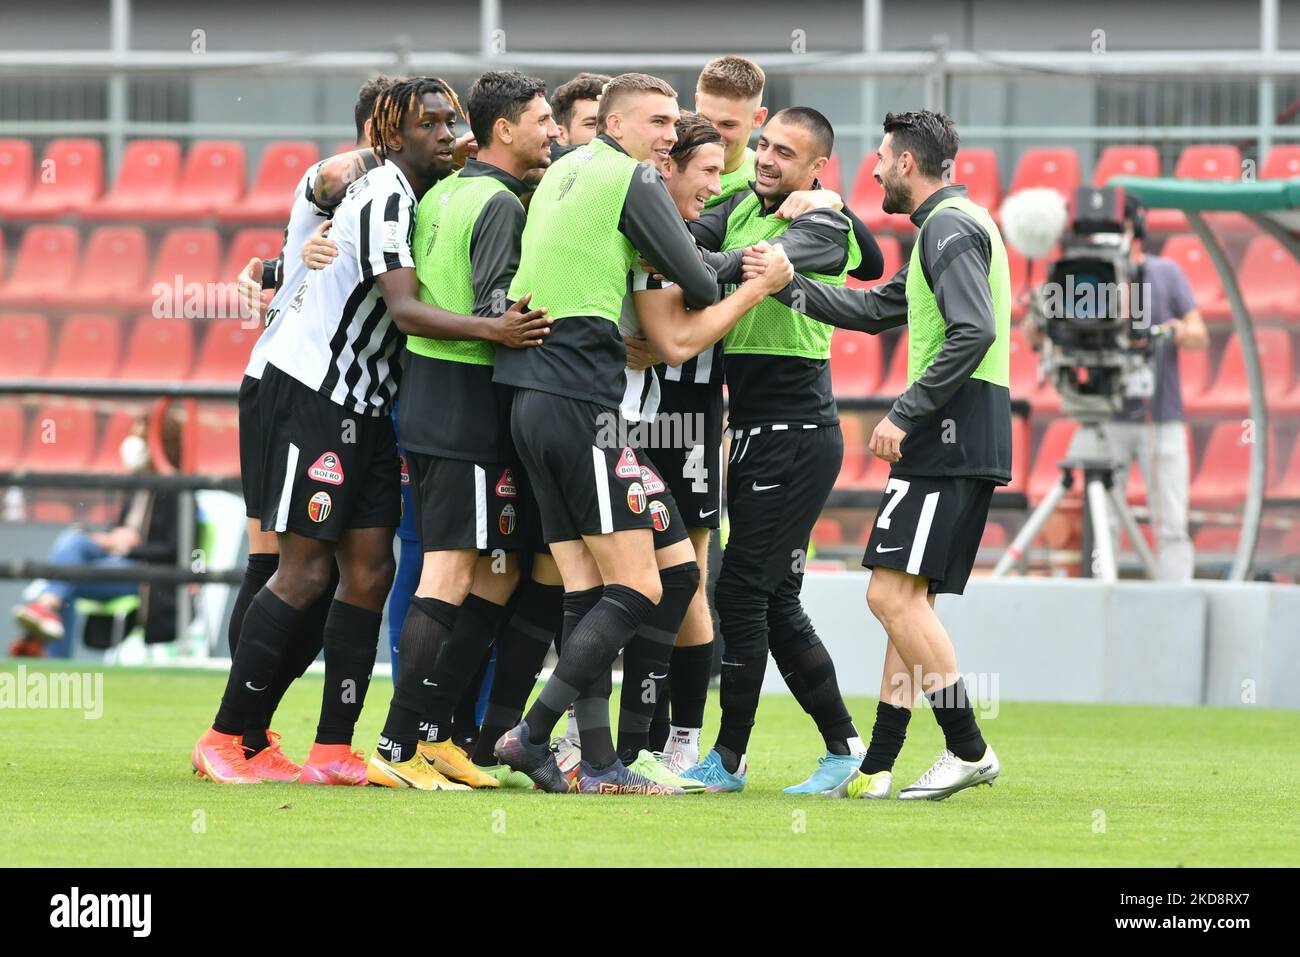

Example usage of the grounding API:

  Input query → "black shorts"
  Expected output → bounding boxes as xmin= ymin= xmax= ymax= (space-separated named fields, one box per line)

xmin=407 ymin=452 xmax=541 ymax=554
xmin=510 ymin=388 xmax=655 ymax=544
xmin=637 ymin=450 xmax=689 ymax=551
xmin=256 ymin=364 xmax=402 ymax=542
xmin=652 ymin=380 xmax=724 ymax=529
xmin=862 ymin=473 xmax=995 ymax=595
xmin=238 ymin=374 xmax=263 ymax=519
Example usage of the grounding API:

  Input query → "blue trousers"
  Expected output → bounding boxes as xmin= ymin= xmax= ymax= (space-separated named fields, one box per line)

xmin=41 ymin=529 xmax=139 ymax=658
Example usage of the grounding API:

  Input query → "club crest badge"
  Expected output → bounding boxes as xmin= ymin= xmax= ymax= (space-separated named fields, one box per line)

xmin=307 ymin=491 xmax=332 ymax=523
xmin=499 ymin=504 xmax=516 ymax=535
xmin=627 ymin=481 xmax=646 ymax=515
xmin=650 ymin=499 xmax=670 ymax=532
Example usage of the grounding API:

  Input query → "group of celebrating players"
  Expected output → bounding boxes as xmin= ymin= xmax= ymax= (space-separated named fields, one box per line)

xmin=191 ymin=54 xmax=1008 ymax=801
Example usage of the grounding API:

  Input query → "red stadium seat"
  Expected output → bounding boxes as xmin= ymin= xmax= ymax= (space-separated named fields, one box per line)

xmin=56 ymin=226 xmax=149 ymax=309
xmin=953 ymin=148 xmax=1002 ymax=212
xmin=1178 ymin=344 xmax=1212 ymax=403
xmin=1005 ymin=244 xmax=1053 ymax=321
xmin=46 ymin=314 xmax=122 ymax=380
xmin=820 ymin=152 xmax=841 ymax=195
xmin=127 ymin=228 xmax=223 ymax=312
xmin=81 ymin=139 xmax=182 ymax=221
xmin=1092 ymin=145 xmax=1161 ymax=185
xmin=0 ymin=313 xmax=51 ymax=378
xmin=191 ymin=321 xmax=258 ymax=382
xmin=847 ymin=235 xmax=902 ymax=290
xmin=811 ymin=517 xmax=844 ymax=547
xmin=0 ymin=139 xmax=35 ymax=213
xmin=165 ymin=141 xmax=247 ymax=219
xmin=1190 ymin=421 xmax=1263 ymax=508
xmin=192 ymin=403 xmax=241 ymax=476
xmin=218 ymin=141 xmax=320 ymax=224
xmin=1159 ymin=234 xmax=1230 ymax=322
xmin=847 ymin=156 xmax=914 ymax=234
xmin=877 ymin=332 xmax=910 ymax=398
xmin=118 ymin=316 xmax=195 ymax=381
xmin=1193 ymin=525 xmax=1240 ymax=554
xmin=5 ymin=138 xmax=103 ymax=220
xmin=829 ymin=332 xmax=883 ymax=397
xmin=222 ymin=229 xmax=284 ymax=279
xmin=836 ymin=414 xmax=871 ymax=489
xmin=1260 ymin=144 xmax=1300 ymax=180
xmin=1028 ymin=418 xmax=1079 ymax=502
xmin=1005 ymin=148 xmax=1081 ymax=209
xmin=23 ymin=402 xmax=97 ymax=471
xmin=1147 ymin=145 xmax=1242 ymax=233
xmin=1268 ymin=435 xmax=1300 ymax=499
xmin=90 ymin=408 xmax=144 ymax=473
xmin=1008 ymin=327 xmax=1042 ymax=401
xmin=1237 ymin=235 xmax=1300 ymax=320
xmin=1190 ymin=328 xmax=1294 ymax=415
xmin=0 ymin=226 xmax=80 ymax=307
xmin=0 ymin=403 xmax=22 ymax=471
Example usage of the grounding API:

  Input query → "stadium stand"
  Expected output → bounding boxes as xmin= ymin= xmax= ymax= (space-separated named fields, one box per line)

xmin=118 ymin=317 xmax=196 ymax=381
xmin=0 ymin=138 xmax=35 ymax=212
xmin=1092 ymin=145 xmax=1161 ymax=185
xmin=191 ymin=321 xmax=258 ymax=382
xmin=848 ymin=155 xmax=914 ymax=234
xmin=56 ymin=226 xmax=149 ymax=309
xmin=46 ymin=314 xmax=122 ymax=379
xmin=829 ymin=332 xmax=883 ymax=397
xmin=1005 ymin=147 xmax=1081 ymax=213
xmin=953 ymin=148 xmax=1002 ymax=213
xmin=1237 ymin=235 xmax=1300 ymax=320
xmin=165 ymin=140 xmax=247 ymax=220
xmin=126 ymin=228 xmax=222 ymax=312
xmin=4 ymin=138 xmax=103 ymax=220
xmin=1160 ymin=234 xmax=1230 ymax=321
xmin=1147 ymin=144 xmax=1242 ymax=233
xmin=0 ymin=313 xmax=50 ymax=378
xmin=0 ymin=225 xmax=80 ymax=307
xmin=81 ymin=139 xmax=183 ymax=222
xmin=217 ymin=141 xmax=319 ymax=224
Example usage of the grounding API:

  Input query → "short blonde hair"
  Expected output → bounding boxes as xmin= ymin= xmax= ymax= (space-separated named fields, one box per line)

xmin=696 ymin=56 xmax=765 ymax=102
xmin=597 ymin=73 xmax=678 ymax=132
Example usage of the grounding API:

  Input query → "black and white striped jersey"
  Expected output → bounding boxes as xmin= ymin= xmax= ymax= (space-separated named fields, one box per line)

xmin=246 ymin=159 xmax=329 ymax=380
xmin=618 ymin=268 xmax=664 ymax=422
xmin=257 ymin=161 xmax=416 ymax=416
xmin=658 ymin=336 xmax=723 ymax=386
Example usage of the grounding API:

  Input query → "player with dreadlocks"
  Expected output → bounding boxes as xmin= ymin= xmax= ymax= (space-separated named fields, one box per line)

xmin=191 ymin=76 xmax=552 ymax=786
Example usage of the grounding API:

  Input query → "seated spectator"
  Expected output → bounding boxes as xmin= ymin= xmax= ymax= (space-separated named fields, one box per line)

xmin=11 ymin=412 xmax=184 ymax=657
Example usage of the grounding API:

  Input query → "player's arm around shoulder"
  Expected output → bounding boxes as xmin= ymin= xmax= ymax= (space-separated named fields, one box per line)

xmin=621 ymin=168 xmax=720 ymax=308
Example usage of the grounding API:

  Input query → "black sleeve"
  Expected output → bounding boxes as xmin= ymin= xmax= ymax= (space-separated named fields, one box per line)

xmin=261 ymin=257 xmax=283 ymax=291
xmin=773 ymin=270 xmax=909 ymax=335
xmin=126 ymin=491 xmax=180 ymax=564
xmin=468 ymin=191 xmax=526 ymax=316
xmin=770 ymin=208 xmax=852 ymax=275
xmin=840 ymin=204 xmax=886 ymax=282
xmin=888 ymin=209 xmax=996 ymax=431
xmin=686 ymin=192 xmax=744 ymax=251
xmin=620 ymin=166 xmax=719 ymax=308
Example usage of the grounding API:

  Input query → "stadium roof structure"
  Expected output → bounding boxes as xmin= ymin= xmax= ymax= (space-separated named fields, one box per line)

xmin=1116 ymin=176 xmax=1298 ymax=581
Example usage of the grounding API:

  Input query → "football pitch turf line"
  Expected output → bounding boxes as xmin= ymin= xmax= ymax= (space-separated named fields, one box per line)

xmin=2 ymin=664 xmax=1297 ymax=867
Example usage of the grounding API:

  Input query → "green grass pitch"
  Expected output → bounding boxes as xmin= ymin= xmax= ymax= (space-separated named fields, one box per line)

xmin=3 ymin=663 xmax=1297 ymax=867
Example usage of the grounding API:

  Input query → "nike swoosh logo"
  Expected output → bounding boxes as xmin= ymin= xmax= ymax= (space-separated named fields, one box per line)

xmin=648 ymin=672 xmax=668 ymax=680
xmin=935 ymin=231 xmax=960 ymax=251
xmin=422 ymin=679 xmax=437 ymax=687
xmin=876 ymin=544 xmax=904 ymax=553
xmin=752 ymin=482 xmax=781 ymax=492
xmin=698 ymin=508 xmax=718 ymax=518
xmin=720 ymin=660 xmax=743 ymax=667
xmin=245 ymin=681 xmax=267 ymax=692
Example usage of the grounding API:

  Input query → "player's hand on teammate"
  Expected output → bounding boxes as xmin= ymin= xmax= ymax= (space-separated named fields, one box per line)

xmin=639 ymin=257 xmax=665 ymax=282
xmin=494 ymin=292 xmax=552 ymax=348
xmin=236 ymin=257 xmax=266 ymax=325
xmin=869 ymin=415 xmax=907 ymax=463
xmin=453 ymin=132 xmax=479 ymax=168
xmin=303 ymin=221 xmax=338 ymax=270
xmin=624 ymin=334 xmax=658 ymax=370
xmin=755 ymin=242 xmax=793 ymax=292
xmin=775 ymin=188 xmax=843 ymax=219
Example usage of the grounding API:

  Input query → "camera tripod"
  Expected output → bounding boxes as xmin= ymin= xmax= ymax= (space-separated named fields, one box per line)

xmin=992 ymin=418 xmax=1158 ymax=581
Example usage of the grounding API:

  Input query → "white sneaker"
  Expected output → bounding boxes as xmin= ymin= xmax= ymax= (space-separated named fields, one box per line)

xmin=824 ymin=768 xmax=893 ymax=799
xmin=898 ymin=747 xmax=999 ymax=801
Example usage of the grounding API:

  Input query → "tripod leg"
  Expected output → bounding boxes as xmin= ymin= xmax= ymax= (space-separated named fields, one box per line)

xmin=994 ymin=476 xmax=1070 ymax=577
xmin=1108 ymin=484 xmax=1158 ymax=579
xmin=1085 ymin=479 xmax=1118 ymax=582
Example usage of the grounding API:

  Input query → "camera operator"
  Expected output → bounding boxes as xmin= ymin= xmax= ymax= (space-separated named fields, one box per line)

xmin=1028 ymin=196 xmax=1207 ymax=580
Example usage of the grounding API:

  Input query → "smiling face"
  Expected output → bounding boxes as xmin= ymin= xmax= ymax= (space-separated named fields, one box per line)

xmin=694 ymin=90 xmax=766 ymax=170
xmin=606 ymin=91 xmax=680 ymax=165
xmin=502 ymin=94 xmax=561 ymax=171
xmin=753 ymin=116 xmax=825 ymax=199
xmin=663 ymin=141 xmax=724 ymax=221
xmin=873 ymin=131 xmax=914 ymax=214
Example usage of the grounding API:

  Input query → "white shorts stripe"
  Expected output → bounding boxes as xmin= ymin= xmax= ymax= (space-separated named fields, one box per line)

xmin=716 ymin=440 xmax=724 ymax=514
xmin=907 ymin=491 xmax=941 ymax=576
xmin=592 ymin=447 xmax=613 ymax=534
xmin=274 ymin=442 xmax=300 ymax=532
xmin=474 ymin=465 xmax=488 ymax=550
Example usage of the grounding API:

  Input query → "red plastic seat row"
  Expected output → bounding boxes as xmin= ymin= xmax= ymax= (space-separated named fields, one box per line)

xmin=0 ymin=313 xmax=259 ymax=382
xmin=0 ymin=138 xmax=318 ymax=224
xmin=0 ymin=226 xmax=282 ymax=311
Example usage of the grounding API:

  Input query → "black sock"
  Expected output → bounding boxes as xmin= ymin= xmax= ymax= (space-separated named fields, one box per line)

xmin=669 ymin=642 xmax=713 ymax=731
xmin=214 ymin=588 xmax=304 ymax=736
xmin=423 ymin=594 xmax=504 ymax=744
xmin=648 ymin=684 xmax=671 ymax=753
xmin=617 ymin=562 xmax=697 ymax=764
xmin=772 ymin=639 xmax=860 ymax=755
xmin=472 ymin=579 xmax=563 ymax=765
xmin=249 ymin=561 xmax=337 ymax=755
xmin=575 ymin=666 xmax=616 ymax=769
xmin=228 ymin=553 xmax=278 ymax=657
xmin=377 ymin=597 xmax=458 ymax=762
xmin=927 ymin=678 xmax=986 ymax=762
xmin=315 ymin=600 xmax=382 ymax=746
xmin=713 ymin=651 xmax=767 ymax=769
xmin=451 ymin=646 xmax=491 ymax=751
xmin=861 ymin=700 xmax=911 ymax=774
xmin=523 ymin=584 xmax=655 ymax=746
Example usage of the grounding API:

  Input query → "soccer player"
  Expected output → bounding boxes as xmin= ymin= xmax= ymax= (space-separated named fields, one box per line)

xmin=693 ymin=56 xmax=765 ymax=209
xmin=492 ymin=73 xmax=725 ymax=795
xmin=223 ymin=75 xmax=394 ymax=782
xmin=551 ymin=72 xmax=609 ymax=149
xmin=748 ymin=110 xmax=1007 ymax=801
xmin=367 ymin=70 xmax=561 ymax=790
xmin=192 ymin=77 xmax=549 ymax=786
xmin=681 ymin=107 xmax=870 ymax=794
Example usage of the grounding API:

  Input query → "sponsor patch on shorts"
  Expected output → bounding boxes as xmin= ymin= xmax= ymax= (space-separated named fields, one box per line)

xmin=639 ymin=464 xmax=666 ymax=495
xmin=496 ymin=467 xmax=518 ymax=498
xmin=615 ymin=447 xmax=641 ymax=479
xmin=307 ymin=490 xmax=333 ymax=523
xmin=307 ymin=451 xmax=344 ymax=485
xmin=399 ymin=454 xmax=411 ymax=486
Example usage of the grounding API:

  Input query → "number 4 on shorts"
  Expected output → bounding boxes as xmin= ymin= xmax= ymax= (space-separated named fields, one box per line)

xmin=684 ymin=444 xmax=709 ymax=494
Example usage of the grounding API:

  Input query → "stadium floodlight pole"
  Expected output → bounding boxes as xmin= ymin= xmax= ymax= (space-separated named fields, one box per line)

xmin=481 ymin=0 xmax=501 ymax=56
xmin=107 ymin=0 xmax=130 ymax=180
xmin=1261 ymin=0 xmax=1278 ymax=157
